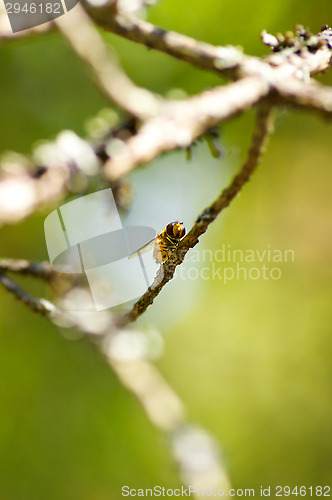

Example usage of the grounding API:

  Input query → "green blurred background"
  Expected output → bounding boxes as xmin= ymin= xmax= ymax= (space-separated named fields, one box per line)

xmin=1 ymin=0 xmax=332 ymax=498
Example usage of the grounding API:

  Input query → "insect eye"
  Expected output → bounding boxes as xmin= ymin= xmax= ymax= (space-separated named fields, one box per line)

xmin=166 ymin=222 xmax=176 ymax=237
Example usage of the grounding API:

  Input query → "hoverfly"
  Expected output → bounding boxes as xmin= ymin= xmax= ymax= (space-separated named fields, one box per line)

xmin=129 ymin=221 xmax=186 ymax=264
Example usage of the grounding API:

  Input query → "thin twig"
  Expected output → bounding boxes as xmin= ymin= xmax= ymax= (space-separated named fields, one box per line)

xmin=0 ymin=272 xmax=57 ymax=317
xmin=115 ymin=104 xmax=274 ymax=327
xmin=55 ymin=4 xmax=164 ymax=120
xmin=0 ymin=269 xmax=108 ymax=333
xmin=81 ymin=1 xmax=248 ymax=79
xmin=0 ymin=259 xmax=57 ymax=281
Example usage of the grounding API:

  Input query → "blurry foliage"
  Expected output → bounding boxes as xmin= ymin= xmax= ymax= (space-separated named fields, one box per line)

xmin=0 ymin=1 xmax=332 ymax=498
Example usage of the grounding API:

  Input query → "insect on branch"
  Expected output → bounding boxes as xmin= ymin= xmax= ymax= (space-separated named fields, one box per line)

xmin=114 ymin=104 xmax=274 ymax=327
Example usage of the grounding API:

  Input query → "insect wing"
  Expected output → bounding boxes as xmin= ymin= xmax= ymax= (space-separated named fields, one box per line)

xmin=128 ymin=237 xmax=158 ymax=260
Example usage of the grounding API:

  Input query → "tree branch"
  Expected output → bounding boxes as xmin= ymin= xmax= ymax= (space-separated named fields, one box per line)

xmin=0 ymin=125 xmax=131 ymax=226
xmin=104 ymin=75 xmax=270 ymax=180
xmin=81 ymin=3 xmax=332 ymax=81
xmin=55 ymin=5 xmax=164 ymax=120
xmin=115 ymin=103 xmax=274 ymax=327
xmin=1 ymin=17 xmax=331 ymax=229
xmin=81 ymin=0 xmax=248 ymax=79
xmin=0 ymin=272 xmax=57 ymax=317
